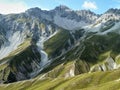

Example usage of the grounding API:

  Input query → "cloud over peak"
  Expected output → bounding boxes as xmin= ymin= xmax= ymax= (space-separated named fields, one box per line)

xmin=0 ymin=1 xmax=28 ymax=14
xmin=82 ymin=1 xmax=98 ymax=10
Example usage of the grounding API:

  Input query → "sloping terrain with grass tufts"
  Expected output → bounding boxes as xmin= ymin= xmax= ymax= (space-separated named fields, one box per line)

xmin=0 ymin=62 xmax=120 ymax=90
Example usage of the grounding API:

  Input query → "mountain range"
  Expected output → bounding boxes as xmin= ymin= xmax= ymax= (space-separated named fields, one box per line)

xmin=0 ymin=5 xmax=120 ymax=90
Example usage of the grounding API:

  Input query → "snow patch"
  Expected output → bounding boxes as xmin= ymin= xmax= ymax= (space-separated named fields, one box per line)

xmin=37 ymin=37 xmax=48 ymax=66
xmin=54 ymin=14 xmax=88 ymax=30
xmin=106 ymin=57 xmax=117 ymax=70
xmin=36 ymin=30 xmax=58 ymax=67
xmin=0 ymin=31 xmax=25 ymax=59
xmin=96 ymin=22 xmax=120 ymax=35
xmin=46 ymin=31 xmax=58 ymax=40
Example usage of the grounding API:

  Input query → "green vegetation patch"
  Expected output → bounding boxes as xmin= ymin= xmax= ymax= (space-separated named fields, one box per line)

xmin=0 ymin=68 xmax=120 ymax=90
xmin=44 ymin=29 xmax=71 ymax=58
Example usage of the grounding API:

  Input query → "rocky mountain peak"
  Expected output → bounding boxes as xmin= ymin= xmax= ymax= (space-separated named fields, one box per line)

xmin=26 ymin=7 xmax=42 ymax=13
xmin=76 ymin=10 xmax=96 ymax=15
xmin=95 ymin=8 xmax=120 ymax=24
xmin=54 ymin=5 xmax=71 ymax=11
xmin=105 ymin=8 xmax=120 ymax=14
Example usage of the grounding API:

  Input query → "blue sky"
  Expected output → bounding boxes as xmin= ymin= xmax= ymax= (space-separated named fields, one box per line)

xmin=0 ymin=0 xmax=120 ymax=14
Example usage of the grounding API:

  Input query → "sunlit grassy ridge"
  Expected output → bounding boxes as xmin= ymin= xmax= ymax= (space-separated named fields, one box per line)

xmin=0 ymin=38 xmax=41 ymax=83
xmin=0 ymin=66 xmax=120 ymax=90
xmin=42 ymin=30 xmax=120 ymax=74
xmin=44 ymin=29 xmax=84 ymax=58
xmin=0 ymin=39 xmax=32 ymax=83
xmin=44 ymin=29 xmax=71 ymax=58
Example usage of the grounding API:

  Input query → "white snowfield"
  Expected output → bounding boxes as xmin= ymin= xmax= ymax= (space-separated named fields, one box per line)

xmin=37 ymin=36 xmax=48 ymax=67
xmin=0 ymin=31 xmax=25 ymax=60
xmin=54 ymin=14 xmax=88 ymax=30
xmin=36 ymin=31 xmax=58 ymax=67
xmin=84 ymin=20 xmax=120 ymax=35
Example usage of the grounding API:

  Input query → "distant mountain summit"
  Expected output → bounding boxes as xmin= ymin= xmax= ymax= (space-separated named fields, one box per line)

xmin=54 ymin=5 xmax=71 ymax=11
xmin=25 ymin=5 xmax=99 ymax=30
xmin=105 ymin=8 xmax=120 ymax=14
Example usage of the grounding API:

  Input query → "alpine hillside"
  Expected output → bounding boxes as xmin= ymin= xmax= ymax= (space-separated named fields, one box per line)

xmin=0 ymin=5 xmax=120 ymax=90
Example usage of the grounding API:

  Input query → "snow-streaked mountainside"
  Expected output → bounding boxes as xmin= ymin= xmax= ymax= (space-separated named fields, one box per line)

xmin=26 ymin=5 xmax=99 ymax=30
xmin=0 ymin=5 xmax=120 ymax=90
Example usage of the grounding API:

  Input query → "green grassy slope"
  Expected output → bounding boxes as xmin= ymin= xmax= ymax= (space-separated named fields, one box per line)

xmin=44 ymin=29 xmax=84 ymax=58
xmin=0 ymin=23 xmax=120 ymax=90
xmin=44 ymin=29 xmax=72 ymax=58
xmin=0 ymin=39 xmax=41 ymax=83
xmin=0 ymin=67 xmax=120 ymax=90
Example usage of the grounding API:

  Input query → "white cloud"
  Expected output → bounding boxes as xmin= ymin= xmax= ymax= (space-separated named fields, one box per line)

xmin=0 ymin=1 xmax=28 ymax=14
xmin=82 ymin=1 xmax=98 ymax=10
